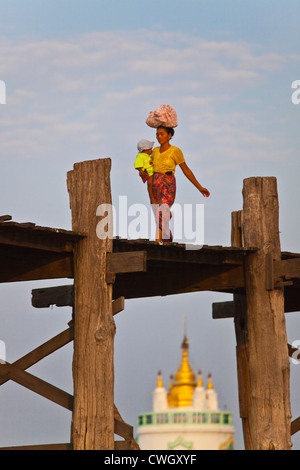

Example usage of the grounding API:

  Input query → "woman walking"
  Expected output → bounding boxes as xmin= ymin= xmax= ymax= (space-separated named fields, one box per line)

xmin=151 ymin=126 xmax=210 ymax=242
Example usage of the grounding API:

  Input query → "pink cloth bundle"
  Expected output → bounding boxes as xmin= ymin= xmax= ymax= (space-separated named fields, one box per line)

xmin=146 ymin=104 xmax=178 ymax=128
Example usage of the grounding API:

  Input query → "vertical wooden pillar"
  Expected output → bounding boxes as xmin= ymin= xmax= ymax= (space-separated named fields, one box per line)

xmin=67 ymin=158 xmax=115 ymax=450
xmin=242 ymin=177 xmax=292 ymax=450
xmin=231 ymin=210 xmax=253 ymax=450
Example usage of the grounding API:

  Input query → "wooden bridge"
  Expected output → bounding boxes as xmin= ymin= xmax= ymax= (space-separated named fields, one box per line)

xmin=0 ymin=158 xmax=300 ymax=450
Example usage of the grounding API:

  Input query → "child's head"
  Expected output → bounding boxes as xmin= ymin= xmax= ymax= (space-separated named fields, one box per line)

xmin=137 ymin=139 xmax=154 ymax=154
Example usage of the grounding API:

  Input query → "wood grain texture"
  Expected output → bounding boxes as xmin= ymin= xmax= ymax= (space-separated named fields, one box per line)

xmin=242 ymin=177 xmax=292 ymax=450
xmin=67 ymin=158 xmax=115 ymax=450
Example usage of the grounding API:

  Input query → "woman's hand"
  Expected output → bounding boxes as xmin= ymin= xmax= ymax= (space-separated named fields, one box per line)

xmin=200 ymin=187 xmax=210 ymax=197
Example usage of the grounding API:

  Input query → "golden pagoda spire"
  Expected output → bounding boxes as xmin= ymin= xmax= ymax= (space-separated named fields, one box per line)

xmin=207 ymin=373 xmax=214 ymax=390
xmin=196 ymin=370 xmax=203 ymax=387
xmin=167 ymin=325 xmax=196 ymax=408
xmin=156 ymin=370 xmax=164 ymax=388
xmin=167 ymin=375 xmax=176 ymax=408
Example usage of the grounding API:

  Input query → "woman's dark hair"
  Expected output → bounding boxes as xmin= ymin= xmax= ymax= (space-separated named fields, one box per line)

xmin=157 ymin=126 xmax=175 ymax=137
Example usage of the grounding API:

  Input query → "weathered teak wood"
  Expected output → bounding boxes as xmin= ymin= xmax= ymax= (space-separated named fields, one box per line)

xmin=32 ymin=284 xmax=125 ymax=317
xmin=265 ymin=253 xmax=275 ymax=291
xmin=287 ymin=345 xmax=300 ymax=438
xmin=0 ymin=363 xmax=73 ymax=410
xmin=32 ymin=285 xmax=74 ymax=308
xmin=266 ymin=256 xmax=300 ymax=290
xmin=212 ymin=300 xmax=235 ymax=319
xmin=112 ymin=296 xmax=125 ymax=316
xmin=0 ymin=215 xmax=12 ymax=223
xmin=0 ymin=441 xmax=135 ymax=450
xmin=113 ymin=263 xmax=245 ymax=299
xmin=0 ymin=222 xmax=82 ymax=253
xmin=243 ymin=177 xmax=292 ymax=450
xmin=0 ymin=325 xmax=137 ymax=441
xmin=114 ymin=418 xmax=134 ymax=441
xmin=0 ymin=327 xmax=75 ymax=448
xmin=0 ymin=246 xmax=74 ymax=283
xmin=106 ymin=251 xmax=147 ymax=284
xmin=213 ymin=290 xmax=300 ymax=316
xmin=276 ymin=257 xmax=300 ymax=280
xmin=231 ymin=210 xmax=244 ymax=248
xmin=2 ymin=171 xmax=300 ymax=450
xmin=67 ymin=158 xmax=115 ymax=450
xmin=111 ymin=239 xmax=257 ymax=298
xmin=0 ymin=221 xmax=84 ymax=283
xmin=233 ymin=293 xmax=252 ymax=450
xmin=291 ymin=417 xmax=300 ymax=436
xmin=287 ymin=345 xmax=300 ymax=439
xmin=0 ymin=443 xmax=73 ymax=451
xmin=230 ymin=210 xmax=253 ymax=450
xmin=114 ymin=404 xmax=139 ymax=450
xmin=113 ymin=238 xmax=256 ymax=264
xmin=288 ymin=343 xmax=300 ymax=362
xmin=114 ymin=441 xmax=133 ymax=450
xmin=107 ymin=251 xmax=147 ymax=274
xmin=0 ymin=327 xmax=74 ymax=387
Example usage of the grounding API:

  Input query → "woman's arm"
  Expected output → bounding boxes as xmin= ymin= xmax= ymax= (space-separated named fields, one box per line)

xmin=179 ymin=162 xmax=210 ymax=197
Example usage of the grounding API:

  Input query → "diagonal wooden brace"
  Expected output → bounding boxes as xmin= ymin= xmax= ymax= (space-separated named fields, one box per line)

xmin=0 ymin=328 xmax=75 ymax=411
xmin=114 ymin=404 xmax=139 ymax=450
xmin=0 ymin=327 xmax=74 ymax=387
xmin=0 ymin=362 xmax=73 ymax=411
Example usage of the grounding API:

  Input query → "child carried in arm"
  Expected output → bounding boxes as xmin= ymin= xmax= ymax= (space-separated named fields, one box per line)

xmin=134 ymin=139 xmax=155 ymax=204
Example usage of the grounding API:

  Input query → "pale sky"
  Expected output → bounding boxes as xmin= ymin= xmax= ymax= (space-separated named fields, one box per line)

xmin=0 ymin=0 xmax=299 ymax=450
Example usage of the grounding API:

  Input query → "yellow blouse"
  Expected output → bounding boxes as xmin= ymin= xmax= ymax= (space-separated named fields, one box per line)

xmin=152 ymin=146 xmax=185 ymax=174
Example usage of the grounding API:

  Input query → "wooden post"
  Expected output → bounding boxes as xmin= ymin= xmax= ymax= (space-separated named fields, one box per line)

xmin=231 ymin=210 xmax=253 ymax=450
xmin=242 ymin=177 xmax=292 ymax=450
xmin=67 ymin=158 xmax=115 ymax=450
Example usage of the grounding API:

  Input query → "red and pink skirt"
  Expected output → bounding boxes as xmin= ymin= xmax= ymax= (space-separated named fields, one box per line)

xmin=152 ymin=172 xmax=176 ymax=241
